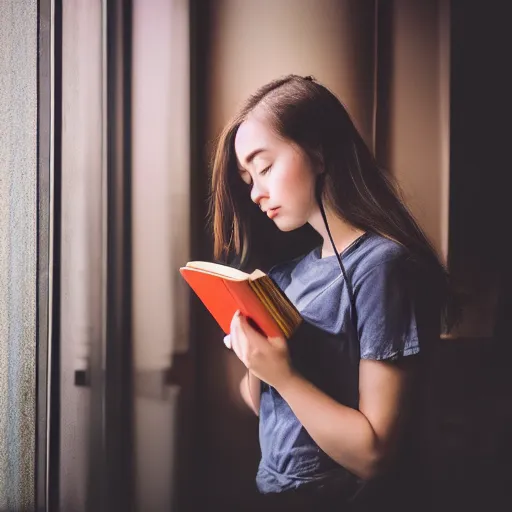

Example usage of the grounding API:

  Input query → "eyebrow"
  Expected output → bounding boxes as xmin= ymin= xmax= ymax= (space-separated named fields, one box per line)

xmin=237 ymin=147 xmax=266 ymax=172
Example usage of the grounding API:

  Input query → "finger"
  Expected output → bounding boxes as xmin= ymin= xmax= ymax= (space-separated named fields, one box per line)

xmin=229 ymin=319 xmax=240 ymax=353
xmin=223 ymin=334 xmax=231 ymax=349
xmin=237 ymin=313 xmax=254 ymax=335
xmin=230 ymin=309 xmax=241 ymax=334
xmin=238 ymin=314 xmax=265 ymax=347
xmin=230 ymin=318 xmax=247 ymax=363
xmin=267 ymin=336 xmax=286 ymax=349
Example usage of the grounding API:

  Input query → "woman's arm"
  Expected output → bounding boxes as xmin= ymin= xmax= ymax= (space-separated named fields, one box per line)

xmin=229 ymin=311 xmax=416 ymax=480
xmin=226 ymin=333 xmax=261 ymax=415
xmin=239 ymin=371 xmax=260 ymax=416
xmin=275 ymin=357 xmax=416 ymax=480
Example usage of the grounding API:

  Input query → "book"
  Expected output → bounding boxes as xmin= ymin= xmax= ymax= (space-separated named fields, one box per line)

xmin=179 ymin=261 xmax=302 ymax=339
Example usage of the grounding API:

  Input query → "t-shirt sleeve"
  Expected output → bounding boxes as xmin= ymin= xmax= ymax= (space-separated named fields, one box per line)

xmin=354 ymin=255 xmax=420 ymax=361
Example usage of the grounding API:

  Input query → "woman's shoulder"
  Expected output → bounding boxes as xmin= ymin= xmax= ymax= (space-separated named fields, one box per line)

xmin=352 ymin=232 xmax=411 ymax=271
xmin=350 ymin=232 xmax=420 ymax=292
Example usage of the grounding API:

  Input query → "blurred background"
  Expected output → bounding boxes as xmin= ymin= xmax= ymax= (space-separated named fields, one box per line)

xmin=0 ymin=0 xmax=510 ymax=510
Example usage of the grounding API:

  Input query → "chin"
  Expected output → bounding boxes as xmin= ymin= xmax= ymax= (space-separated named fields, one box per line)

xmin=274 ymin=217 xmax=306 ymax=232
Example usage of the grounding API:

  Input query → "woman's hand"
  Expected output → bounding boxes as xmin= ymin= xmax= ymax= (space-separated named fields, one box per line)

xmin=226 ymin=310 xmax=294 ymax=389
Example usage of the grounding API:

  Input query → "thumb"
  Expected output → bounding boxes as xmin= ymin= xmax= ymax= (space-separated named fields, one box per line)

xmin=267 ymin=336 xmax=287 ymax=350
xmin=223 ymin=334 xmax=232 ymax=349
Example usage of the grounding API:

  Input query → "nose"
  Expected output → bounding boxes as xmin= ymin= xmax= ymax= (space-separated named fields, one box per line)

xmin=250 ymin=180 xmax=267 ymax=208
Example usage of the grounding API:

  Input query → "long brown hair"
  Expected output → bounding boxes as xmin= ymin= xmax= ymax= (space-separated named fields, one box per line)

xmin=208 ymin=75 xmax=458 ymax=331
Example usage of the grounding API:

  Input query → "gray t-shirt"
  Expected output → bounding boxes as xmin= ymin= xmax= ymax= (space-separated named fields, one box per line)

xmin=256 ymin=231 xmax=428 ymax=496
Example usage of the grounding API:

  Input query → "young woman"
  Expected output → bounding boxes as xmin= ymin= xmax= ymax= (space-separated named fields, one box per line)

xmin=208 ymin=75 xmax=456 ymax=511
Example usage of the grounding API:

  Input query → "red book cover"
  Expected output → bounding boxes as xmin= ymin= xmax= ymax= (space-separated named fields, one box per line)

xmin=179 ymin=266 xmax=284 ymax=338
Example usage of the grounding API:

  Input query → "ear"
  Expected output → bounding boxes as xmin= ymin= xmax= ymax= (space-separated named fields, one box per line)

xmin=310 ymin=148 xmax=325 ymax=175
xmin=315 ymin=172 xmax=326 ymax=203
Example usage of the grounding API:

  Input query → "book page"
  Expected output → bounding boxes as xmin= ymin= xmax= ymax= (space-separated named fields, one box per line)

xmin=184 ymin=261 xmax=250 ymax=281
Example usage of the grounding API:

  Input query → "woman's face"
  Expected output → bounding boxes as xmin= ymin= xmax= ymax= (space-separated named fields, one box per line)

xmin=234 ymin=112 xmax=319 ymax=232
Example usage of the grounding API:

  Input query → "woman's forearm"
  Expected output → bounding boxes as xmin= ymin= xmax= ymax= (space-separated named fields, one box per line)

xmin=240 ymin=371 xmax=260 ymax=416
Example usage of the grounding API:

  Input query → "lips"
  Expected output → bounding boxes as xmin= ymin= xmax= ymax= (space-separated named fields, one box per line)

xmin=267 ymin=207 xmax=280 ymax=219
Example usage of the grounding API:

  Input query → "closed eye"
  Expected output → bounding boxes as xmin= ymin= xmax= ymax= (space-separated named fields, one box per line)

xmin=239 ymin=165 xmax=271 ymax=187
xmin=238 ymin=169 xmax=252 ymax=186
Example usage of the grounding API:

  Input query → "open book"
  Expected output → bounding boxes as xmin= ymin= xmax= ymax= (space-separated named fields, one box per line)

xmin=179 ymin=261 xmax=302 ymax=339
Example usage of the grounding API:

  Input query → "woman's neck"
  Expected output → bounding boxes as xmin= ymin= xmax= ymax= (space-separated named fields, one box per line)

xmin=308 ymin=205 xmax=365 ymax=259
